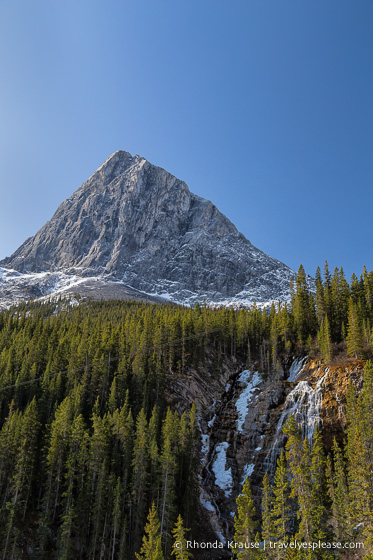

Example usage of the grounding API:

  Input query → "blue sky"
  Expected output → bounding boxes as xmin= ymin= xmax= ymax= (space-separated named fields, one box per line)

xmin=0 ymin=0 xmax=372 ymax=280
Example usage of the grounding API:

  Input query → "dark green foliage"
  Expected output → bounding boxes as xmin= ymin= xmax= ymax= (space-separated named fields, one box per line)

xmin=271 ymin=450 xmax=291 ymax=549
xmin=232 ymin=476 xmax=258 ymax=559
xmin=346 ymin=297 xmax=363 ymax=358
xmin=1 ymin=262 xmax=373 ymax=557
xmin=0 ymin=299 xmax=214 ymax=559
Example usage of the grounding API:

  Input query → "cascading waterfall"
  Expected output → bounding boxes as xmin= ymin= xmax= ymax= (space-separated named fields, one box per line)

xmin=265 ymin=367 xmax=328 ymax=471
xmin=198 ymin=359 xmax=329 ymax=542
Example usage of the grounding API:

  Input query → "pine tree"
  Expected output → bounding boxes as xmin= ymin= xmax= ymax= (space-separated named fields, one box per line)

xmin=292 ymin=265 xmax=316 ymax=344
xmin=283 ymin=416 xmax=313 ymax=541
xmin=271 ymin=450 xmax=291 ymax=550
xmin=326 ymin=439 xmax=349 ymax=541
xmin=318 ymin=315 xmax=332 ymax=363
xmin=171 ymin=514 xmax=192 ymax=559
xmin=1 ymin=398 xmax=40 ymax=560
xmin=309 ymin=426 xmax=330 ymax=543
xmin=359 ymin=361 xmax=373 ymax=468
xmin=136 ymin=503 xmax=164 ymax=560
xmin=261 ymin=472 xmax=276 ymax=559
xmin=159 ymin=409 xmax=177 ymax=549
xmin=232 ymin=476 xmax=258 ymax=559
xmin=345 ymin=364 xmax=373 ymax=550
xmin=346 ymin=298 xmax=363 ymax=358
xmin=132 ymin=408 xmax=149 ymax=553
xmin=347 ymin=430 xmax=371 ymax=539
xmin=261 ymin=472 xmax=275 ymax=549
xmin=58 ymin=414 xmax=88 ymax=560
xmin=315 ymin=266 xmax=325 ymax=324
xmin=294 ymin=437 xmax=313 ymax=542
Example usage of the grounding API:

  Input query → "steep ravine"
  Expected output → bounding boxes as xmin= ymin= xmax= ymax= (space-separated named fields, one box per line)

xmin=166 ymin=356 xmax=365 ymax=559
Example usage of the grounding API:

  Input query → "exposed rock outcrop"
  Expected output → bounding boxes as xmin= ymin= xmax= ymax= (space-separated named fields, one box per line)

xmin=0 ymin=151 xmax=301 ymax=308
xmin=165 ymin=356 xmax=365 ymax=555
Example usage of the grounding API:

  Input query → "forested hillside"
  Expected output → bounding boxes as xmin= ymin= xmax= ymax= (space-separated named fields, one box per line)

xmin=0 ymin=262 xmax=372 ymax=559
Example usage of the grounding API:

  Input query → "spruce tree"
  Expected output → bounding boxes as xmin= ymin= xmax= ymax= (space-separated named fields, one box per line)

xmin=326 ymin=439 xmax=349 ymax=541
xmin=132 ymin=408 xmax=149 ymax=553
xmin=346 ymin=298 xmax=363 ymax=358
xmin=136 ymin=503 xmax=164 ymax=560
xmin=271 ymin=450 xmax=291 ymax=551
xmin=261 ymin=472 xmax=275 ymax=552
xmin=309 ymin=426 xmax=330 ymax=544
xmin=318 ymin=315 xmax=332 ymax=363
xmin=159 ymin=409 xmax=177 ymax=547
xmin=171 ymin=514 xmax=192 ymax=559
xmin=315 ymin=266 xmax=325 ymax=324
xmin=232 ymin=476 xmax=258 ymax=559
xmin=293 ymin=265 xmax=317 ymax=344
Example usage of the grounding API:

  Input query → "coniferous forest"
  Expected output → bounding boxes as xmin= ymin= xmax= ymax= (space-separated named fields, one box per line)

xmin=0 ymin=262 xmax=372 ymax=559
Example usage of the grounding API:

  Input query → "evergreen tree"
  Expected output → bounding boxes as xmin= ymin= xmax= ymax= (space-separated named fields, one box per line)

xmin=171 ymin=514 xmax=192 ymax=559
xmin=326 ymin=439 xmax=349 ymax=541
xmin=309 ymin=426 xmax=331 ymax=545
xmin=132 ymin=408 xmax=149 ymax=553
xmin=271 ymin=450 xmax=291 ymax=551
xmin=346 ymin=298 xmax=363 ymax=358
xmin=292 ymin=265 xmax=317 ymax=344
xmin=159 ymin=409 xmax=177 ymax=554
xmin=232 ymin=476 xmax=258 ymax=559
xmin=318 ymin=315 xmax=332 ymax=363
xmin=136 ymin=503 xmax=164 ymax=560
xmin=315 ymin=266 xmax=325 ymax=324
xmin=261 ymin=472 xmax=275 ymax=551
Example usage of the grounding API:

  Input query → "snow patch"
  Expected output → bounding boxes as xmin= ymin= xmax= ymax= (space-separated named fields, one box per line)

xmin=241 ymin=463 xmax=255 ymax=485
xmin=235 ymin=370 xmax=262 ymax=432
xmin=212 ymin=442 xmax=233 ymax=497
xmin=208 ymin=415 xmax=216 ymax=428
xmin=199 ymin=493 xmax=215 ymax=513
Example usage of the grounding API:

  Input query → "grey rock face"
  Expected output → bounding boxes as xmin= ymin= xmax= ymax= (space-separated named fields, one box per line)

xmin=0 ymin=150 xmax=298 ymax=306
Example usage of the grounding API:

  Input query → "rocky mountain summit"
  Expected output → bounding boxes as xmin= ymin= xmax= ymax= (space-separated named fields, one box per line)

xmin=0 ymin=150 xmax=299 ymax=307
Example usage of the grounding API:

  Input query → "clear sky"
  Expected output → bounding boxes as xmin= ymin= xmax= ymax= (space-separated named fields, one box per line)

xmin=0 ymin=0 xmax=372 ymax=280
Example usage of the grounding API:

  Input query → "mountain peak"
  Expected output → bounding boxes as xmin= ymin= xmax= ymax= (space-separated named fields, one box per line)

xmin=0 ymin=151 xmax=298 ymax=307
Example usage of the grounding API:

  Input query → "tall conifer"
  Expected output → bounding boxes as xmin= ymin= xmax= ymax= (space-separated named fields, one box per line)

xmin=232 ymin=476 xmax=258 ymax=559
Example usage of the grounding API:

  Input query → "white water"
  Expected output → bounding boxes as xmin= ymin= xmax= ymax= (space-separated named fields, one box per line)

xmin=266 ymin=369 xmax=328 ymax=469
xmin=287 ymin=356 xmax=308 ymax=381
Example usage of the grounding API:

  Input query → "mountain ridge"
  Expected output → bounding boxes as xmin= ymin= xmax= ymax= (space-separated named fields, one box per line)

xmin=0 ymin=150 xmax=302 ymax=307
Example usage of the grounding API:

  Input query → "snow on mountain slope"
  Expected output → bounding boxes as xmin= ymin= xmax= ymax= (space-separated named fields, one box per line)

xmin=0 ymin=150 xmax=310 ymax=308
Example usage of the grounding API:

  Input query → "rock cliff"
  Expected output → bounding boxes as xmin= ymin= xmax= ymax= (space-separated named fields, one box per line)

xmin=0 ymin=151 xmax=299 ymax=308
xmin=165 ymin=355 xmax=365 ymax=556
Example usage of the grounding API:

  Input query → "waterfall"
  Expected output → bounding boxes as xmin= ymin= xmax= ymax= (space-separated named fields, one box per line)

xmin=265 ymin=368 xmax=328 ymax=470
xmin=287 ymin=356 xmax=308 ymax=381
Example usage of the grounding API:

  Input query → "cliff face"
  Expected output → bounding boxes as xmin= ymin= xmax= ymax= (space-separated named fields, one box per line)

xmin=165 ymin=355 xmax=364 ymax=554
xmin=0 ymin=151 xmax=298 ymax=308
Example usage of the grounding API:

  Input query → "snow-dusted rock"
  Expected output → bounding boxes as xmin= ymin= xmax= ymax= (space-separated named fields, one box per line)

xmin=0 ymin=150 xmax=304 ymax=308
